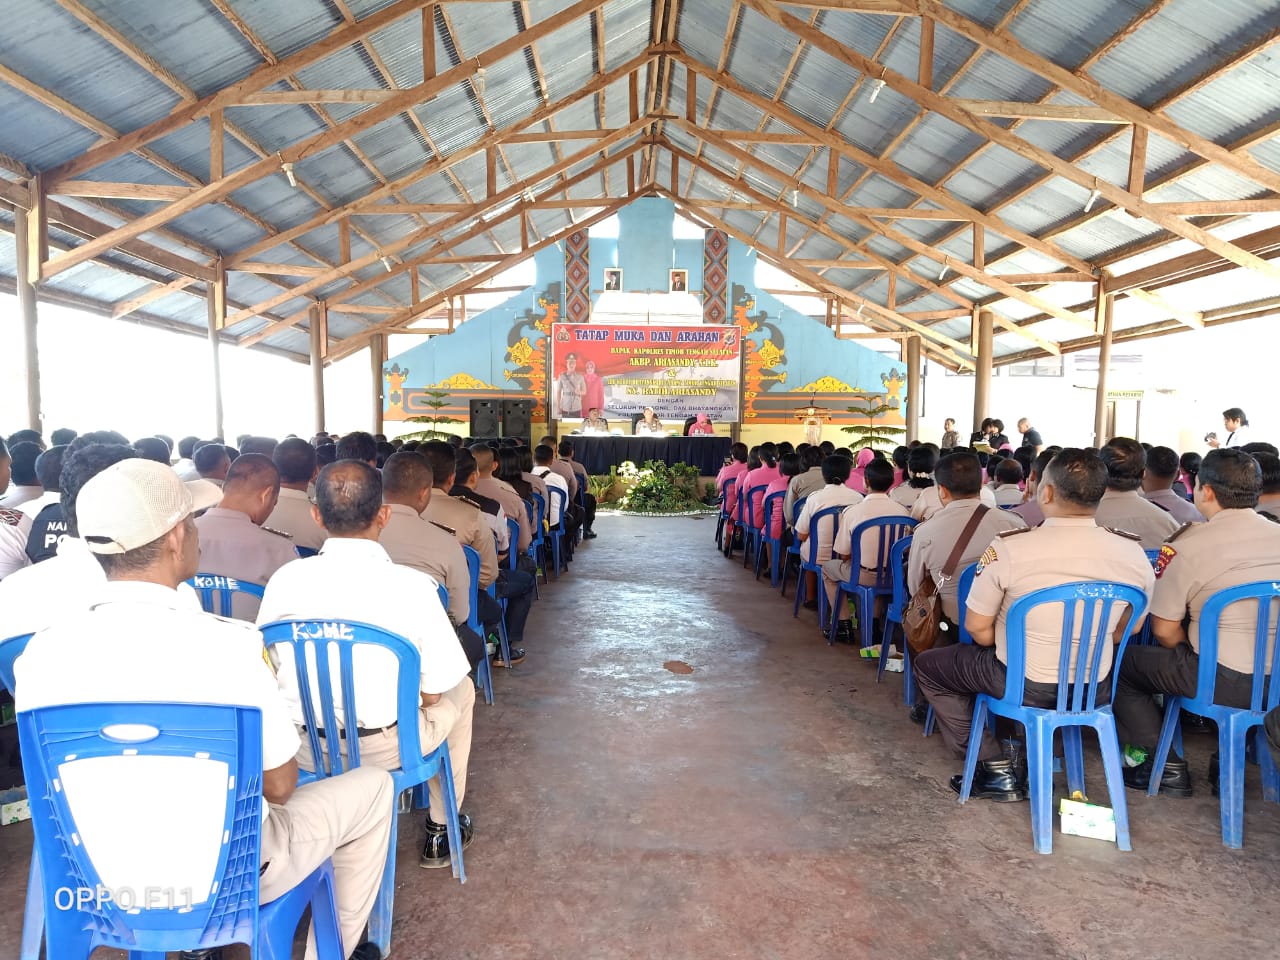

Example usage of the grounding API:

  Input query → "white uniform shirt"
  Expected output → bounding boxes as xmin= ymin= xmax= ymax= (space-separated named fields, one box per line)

xmin=0 ymin=508 xmax=33 ymax=580
xmin=795 ymin=484 xmax=864 ymax=561
xmin=264 ymin=487 xmax=326 ymax=551
xmin=833 ymin=493 xmax=910 ymax=564
xmin=173 ymin=458 xmax=200 ymax=481
xmin=1223 ymin=425 xmax=1248 ymax=449
xmin=16 ymin=490 xmax=59 ymax=519
xmin=16 ymin=580 xmax=299 ymax=849
xmin=256 ymin=538 xmax=468 ymax=728
xmin=993 ymin=484 xmax=1025 ymax=507
xmin=0 ymin=536 xmax=203 ymax=639
xmin=0 ymin=485 xmax=42 ymax=511
xmin=532 ymin=466 xmax=569 ymax=526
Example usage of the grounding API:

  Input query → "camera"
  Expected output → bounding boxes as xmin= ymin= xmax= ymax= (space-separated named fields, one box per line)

xmin=1204 ymin=432 xmax=1217 ymax=443
xmin=723 ymin=456 xmax=733 ymax=466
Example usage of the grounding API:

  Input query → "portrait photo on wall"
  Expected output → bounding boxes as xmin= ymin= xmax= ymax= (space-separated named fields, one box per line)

xmin=603 ymin=268 xmax=622 ymax=290
xmin=669 ymin=269 xmax=687 ymax=293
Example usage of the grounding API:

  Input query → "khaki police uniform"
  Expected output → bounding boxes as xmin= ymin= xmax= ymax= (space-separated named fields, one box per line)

xmin=821 ymin=493 xmax=909 ymax=597
xmin=784 ymin=466 xmax=826 ymax=525
xmin=993 ymin=484 xmax=1024 ymax=507
xmin=547 ymin=458 xmax=578 ymax=499
xmin=915 ymin=517 xmax=1153 ymax=760
xmin=522 ymin=471 xmax=549 ymax=512
xmin=265 ymin=487 xmax=326 ymax=551
xmin=423 ymin=487 xmax=497 ymax=587
xmin=476 ymin=475 xmax=531 ymax=553
xmin=911 ymin=484 xmax=997 ymax=523
xmin=379 ymin=503 xmax=471 ymax=624
xmin=1142 ymin=487 xmax=1205 ymax=525
xmin=908 ymin=498 xmax=1026 ymax=623
xmin=194 ymin=507 xmax=298 ymax=620
xmin=1114 ymin=509 xmax=1280 ymax=749
xmin=1094 ymin=488 xmax=1179 ymax=549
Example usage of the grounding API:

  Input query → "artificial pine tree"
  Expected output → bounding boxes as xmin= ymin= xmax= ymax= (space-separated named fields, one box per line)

xmin=841 ymin=392 xmax=907 ymax=451
xmin=399 ymin=390 xmax=463 ymax=440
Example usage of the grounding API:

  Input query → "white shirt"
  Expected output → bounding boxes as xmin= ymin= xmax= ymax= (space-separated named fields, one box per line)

xmin=0 ymin=508 xmax=33 ymax=581
xmin=256 ymin=538 xmax=468 ymax=728
xmin=993 ymin=484 xmax=1025 ymax=507
xmin=833 ymin=493 xmax=910 ymax=564
xmin=795 ymin=484 xmax=864 ymax=561
xmin=0 ymin=485 xmax=42 ymax=511
xmin=173 ymin=458 xmax=201 ymax=481
xmin=0 ymin=536 xmax=202 ymax=639
xmin=533 ymin=466 xmax=569 ymax=526
xmin=1223 ymin=425 xmax=1248 ymax=448
xmin=16 ymin=490 xmax=59 ymax=519
xmin=264 ymin=488 xmax=326 ymax=551
xmin=16 ymin=579 xmax=299 ymax=864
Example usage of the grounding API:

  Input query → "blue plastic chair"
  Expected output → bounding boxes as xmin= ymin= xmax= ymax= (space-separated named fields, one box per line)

xmin=185 ymin=573 xmax=266 ymax=618
xmin=574 ymin=482 xmax=587 ymax=546
xmin=459 ymin=548 xmax=496 ymax=703
xmin=295 ymin=546 xmax=319 ymax=558
xmin=1135 ymin=550 xmax=1161 ymax=646
xmin=528 ymin=493 xmax=546 ymax=590
xmin=260 ymin=618 xmax=467 ymax=954
xmin=791 ymin=505 xmax=843 ymax=629
xmin=924 ymin=562 xmax=980 ymax=738
xmin=957 ymin=581 xmax=1150 ymax=855
xmin=19 ymin=701 xmax=344 ymax=959
xmin=0 ymin=633 xmax=42 ymax=960
xmin=546 ymin=486 xmax=568 ymax=578
xmin=727 ymin=482 xmax=749 ymax=560
xmin=465 ymin=542 xmax=511 ymax=671
xmin=829 ymin=516 xmax=917 ymax=646
xmin=741 ymin=484 xmax=769 ymax=569
xmin=439 ymin=577 xmax=492 ymax=706
xmin=878 ymin=536 xmax=914 ymax=701
xmin=715 ymin=476 xmax=737 ymax=550
xmin=506 ymin=516 xmax=521 ymax=573
xmin=1147 ymin=580 xmax=1280 ymax=847
xmin=779 ymin=495 xmax=808 ymax=597
xmin=755 ymin=491 xmax=786 ymax=587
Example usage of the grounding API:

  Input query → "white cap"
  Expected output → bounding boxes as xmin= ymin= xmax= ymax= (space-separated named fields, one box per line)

xmin=77 ymin=460 xmax=223 ymax=555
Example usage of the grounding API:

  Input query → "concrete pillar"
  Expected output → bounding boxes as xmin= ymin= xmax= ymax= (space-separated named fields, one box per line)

xmin=972 ymin=308 xmax=994 ymax=435
xmin=13 ymin=206 xmax=42 ymax=432
xmin=310 ymin=301 xmax=326 ymax=435
xmin=905 ymin=334 xmax=921 ymax=444
xmin=370 ymin=334 xmax=385 ymax=435
xmin=1093 ymin=292 xmax=1114 ymax=447
xmin=205 ymin=256 xmax=226 ymax=439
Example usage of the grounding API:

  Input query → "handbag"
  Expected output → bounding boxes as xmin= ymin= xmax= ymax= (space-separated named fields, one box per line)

xmin=902 ymin=505 xmax=990 ymax=659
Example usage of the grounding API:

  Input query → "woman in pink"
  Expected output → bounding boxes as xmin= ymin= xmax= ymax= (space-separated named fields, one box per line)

xmin=742 ymin=444 xmax=782 ymax=527
xmin=715 ymin=442 xmax=749 ymax=518
xmin=688 ymin=412 xmax=715 ymax=436
xmin=766 ymin=452 xmax=800 ymax=540
xmin=581 ymin=359 xmax=605 ymax=415
xmin=846 ymin=447 xmax=875 ymax=495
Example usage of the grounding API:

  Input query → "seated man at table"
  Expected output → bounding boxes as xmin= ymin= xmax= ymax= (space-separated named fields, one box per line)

xmin=914 ymin=448 xmax=1153 ymax=802
xmin=257 ymin=459 xmax=477 ymax=869
xmin=1114 ymin=447 xmax=1280 ymax=796
xmin=582 ymin=408 xmax=609 ymax=434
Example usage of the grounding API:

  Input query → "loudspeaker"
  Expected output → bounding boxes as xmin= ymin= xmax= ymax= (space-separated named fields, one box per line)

xmin=502 ymin=398 xmax=531 ymax=440
xmin=469 ymin=399 xmax=499 ymax=437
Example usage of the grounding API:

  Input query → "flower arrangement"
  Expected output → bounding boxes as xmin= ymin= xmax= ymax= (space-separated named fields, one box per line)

xmin=608 ymin=460 xmax=715 ymax=514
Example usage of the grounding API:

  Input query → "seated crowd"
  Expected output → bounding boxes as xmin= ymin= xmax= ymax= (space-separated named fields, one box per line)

xmin=0 ymin=426 xmax=598 ymax=960
xmin=715 ymin=424 xmax=1280 ymax=818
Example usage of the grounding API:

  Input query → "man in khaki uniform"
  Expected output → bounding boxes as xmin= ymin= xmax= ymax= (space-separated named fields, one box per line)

xmin=539 ymin=435 xmax=578 ymax=499
xmin=915 ymin=449 xmax=1154 ymax=801
xmin=472 ymin=443 xmax=531 ymax=554
xmin=784 ymin=446 xmax=825 ymax=526
xmin=1095 ymin=437 xmax=1179 ymax=549
xmin=418 ymin=440 xmax=497 ymax=588
xmin=266 ymin=438 xmax=325 ymax=551
xmin=194 ymin=453 xmax=297 ymax=620
xmin=1115 ymin=447 xmax=1280 ymax=795
xmin=379 ymin=451 xmax=470 ymax=627
xmin=908 ymin=451 xmax=1026 ymax=625
xmin=822 ymin=459 xmax=909 ymax=641
xmin=1141 ymin=445 xmax=1205 ymax=525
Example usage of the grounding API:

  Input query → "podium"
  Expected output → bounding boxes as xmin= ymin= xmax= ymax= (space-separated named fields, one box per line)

xmin=795 ymin=396 xmax=831 ymax=445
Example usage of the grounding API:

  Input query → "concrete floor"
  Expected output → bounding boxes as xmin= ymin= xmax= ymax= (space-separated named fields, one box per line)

xmin=1 ymin=513 xmax=1278 ymax=959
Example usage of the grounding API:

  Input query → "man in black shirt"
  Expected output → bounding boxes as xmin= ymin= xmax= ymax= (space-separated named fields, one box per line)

xmin=1018 ymin=418 xmax=1043 ymax=454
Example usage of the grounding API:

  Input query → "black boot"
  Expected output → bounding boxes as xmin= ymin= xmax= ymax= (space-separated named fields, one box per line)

xmin=420 ymin=813 xmax=474 ymax=869
xmin=908 ymin=701 xmax=929 ymax=725
xmin=1208 ymin=752 xmax=1220 ymax=798
xmin=1123 ymin=756 xmax=1192 ymax=797
xmin=179 ymin=951 xmax=223 ymax=960
xmin=949 ymin=759 xmax=1027 ymax=802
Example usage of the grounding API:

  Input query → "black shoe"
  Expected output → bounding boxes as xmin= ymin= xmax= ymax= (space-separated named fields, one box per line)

xmin=830 ymin=619 xmax=854 ymax=644
xmin=1123 ymin=757 xmax=1192 ymax=797
xmin=179 ymin=951 xmax=223 ymax=960
xmin=802 ymin=598 xmax=819 ymax=610
xmin=420 ymin=813 xmax=474 ymax=868
xmin=350 ymin=944 xmax=382 ymax=960
xmin=583 ymin=530 xmax=598 ymax=539
xmin=949 ymin=759 xmax=1027 ymax=802
xmin=493 ymin=647 xmax=526 ymax=666
xmin=1180 ymin=710 xmax=1215 ymax=734
xmin=908 ymin=702 xmax=929 ymax=725
xmin=1208 ymin=752 xmax=1220 ymax=798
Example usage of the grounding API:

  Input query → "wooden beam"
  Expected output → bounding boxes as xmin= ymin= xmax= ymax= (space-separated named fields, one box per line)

xmin=338 ymin=218 xmax=351 ymax=264
xmin=112 ymin=276 xmax=199 ymax=320
xmin=774 ymin=0 xmax=915 ymax=10
xmin=1128 ymin=124 xmax=1148 ymax=196
xmin=857 ymin=208 xmax=970 ymax=220
xmin=1151 ymin=198 xmax=1280 ymax=216
xmin=228 ymin=89 xmax=402 ymax=105
xmin=25 ymin=176 xmax=46 ymax=287
xmin=918 ymin=16 xmax=934 ymax=91
xmin=1126 ymin=285 xmax=1204 ymax=329
xmin=686 ymin=66 xmax=696 ymax=123
xmin=234 ymin=262 xmax=331 ymax=277
xmin=328 ymin=304 xmax=402 ymax=316
xmin=502 ymin=129 xmax=615 ymax=143
xmin=793 ymin=258 xmax=882 ymax=269
xmin=827 ymin=150 xmax=838 ymax=196
xmin=423 ymin=4 xmax=436 ymax=80
xmin=901 ymin=308 xmax=971 ymax=321
xmin=996 ymin=272 xmax=1095 ymax=284
xmin=887 ymin=271 xmax=896 ymax=310
xmin=209 ymin=109 xmax=224 ymax=181
xmin=972 ymin=222 xmax=984 ymax=272
xmin=950 ymin=99 xmax=1127 ymax=124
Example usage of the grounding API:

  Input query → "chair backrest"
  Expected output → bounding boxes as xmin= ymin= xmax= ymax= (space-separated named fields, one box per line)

xmin=721 ymin=477 xmax=738 ymax=518
xmin=847 ymin=517 xmax=918 ymax=592
xmin=436 ymin=583 xmax=448 ymax=610
xmin=887 ymin=536 xmax=913 ymax=617
xmin=530 ymin=492 xmax=545 ymax=540
xmin=506 ymin=517 xmax=520 ymax=570
xmin=0 ymin=632 xmax=33 ymax=694
xmin=1144 ymin=549 xmax=1160 ymax=567
xmin=259 ymin=619 xmax=429 ymax=781
xmin=956 ymin=562 xmax=979 ymax=644
xmin=803 ymin=505 xmax=844 ymax=566
xmin=745 ymin=484 xmax=768 ymax=528
xmin=787 ymin=495 xmax=809 ymax=552
xmin=461 ymin=545 xmax=482 ymax=635
xmin=186 ymin=573 xmax=266 ymax=618
xmin=1002 ymin=581 xmax=1150 ymax=713
xmin=547 ymin=485 xmax=567 ymax=528
xmin=294 ymin=546 xmax=318 ymax=559
xmin=1194 ymin=580 xmax=1280 ymax=713
xmin=19 ymin=701 xmax=264 ymax=953
xmin=762 ymin=491 xmax=785 ymax=540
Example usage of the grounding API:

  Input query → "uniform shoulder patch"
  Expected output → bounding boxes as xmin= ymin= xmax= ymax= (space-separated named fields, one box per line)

xmin=996 ymin=527 xmax=1033 ymax=539
xmin=261 ymin=525 xmax=293 ymax=539
xmin=1154 ymin=543 xmax=1177 ymax=579
xmin=429 ymin=519 xmax=457 ymax=537
xmin=0 ymin=507 xmax=23 ymax=526
xmin=1166 ymin=521 xmax=1197 ymax=543
xmin=1105 ymin=527 xmax=1144 ymax=542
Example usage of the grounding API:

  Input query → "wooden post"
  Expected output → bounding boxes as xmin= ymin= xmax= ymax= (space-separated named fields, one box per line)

xmin=906 ymin=334 xmax=921 ymax=444
xmin=205 ymin=256 xmax=226 ymax=438
xmin=310 ymin=301 xmax=326 ymax=435
xmin=13 ymin=205 xmax=42 ymax=432
xmin=972 ymin=308 xmax=994 ymax=434
xmin=1094 ymin=291 xmax=1114 ymax=447
xmin=370 ymin=334 xmax=385 ymax=435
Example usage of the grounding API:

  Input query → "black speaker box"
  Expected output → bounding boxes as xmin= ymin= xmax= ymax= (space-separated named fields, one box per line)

xmin=502 ymin=398 xmax=531 ymax=439
xmin=470 ymin=398 xmax=499 ymax=437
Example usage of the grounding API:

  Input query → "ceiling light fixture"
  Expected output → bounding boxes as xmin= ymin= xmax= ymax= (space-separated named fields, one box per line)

xmin=524 ymin=187 xmax=536 ymax=203
xmin=938 ymin=257 xmax=949 ymax=281
xmin=867 ymin=69 xmax=887 ymax=104
xmin=1084 ymin=181 xmax=1101 ymax=213
xmin=381 ymin=256 xmax=393 ymax=273
xmin=280 ymin=157 xmax=297 ymax=188
xmin=856 ymin=303 xmax=865 ymax=317
xmin=474 ymin=68 xmax=486 ymax=96
xmin=791 ymin=188 xmax=799 ymax=208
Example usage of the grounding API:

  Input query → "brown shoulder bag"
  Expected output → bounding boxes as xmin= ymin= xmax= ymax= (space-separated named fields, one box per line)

xmin=902 ymin=505 xmax=990 ymax=659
